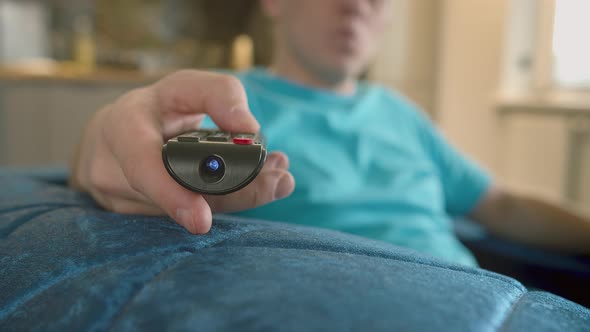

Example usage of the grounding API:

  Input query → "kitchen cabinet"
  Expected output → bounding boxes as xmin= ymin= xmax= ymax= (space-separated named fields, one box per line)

xmin=0 ymin=76 xmax=148 ymax=166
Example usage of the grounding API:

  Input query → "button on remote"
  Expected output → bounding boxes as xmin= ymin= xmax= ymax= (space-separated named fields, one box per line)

xmin=232 ymin=134 xmax=255 ymax=145
xmin=205 ymin=132 xmax=231 ymax=142
xmin=178 ymin=132 xmax=209 ymax=142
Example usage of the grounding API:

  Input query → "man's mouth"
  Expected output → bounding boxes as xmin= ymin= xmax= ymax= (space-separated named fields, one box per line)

xmin=334 ymin=25 xmax=364 ymax=53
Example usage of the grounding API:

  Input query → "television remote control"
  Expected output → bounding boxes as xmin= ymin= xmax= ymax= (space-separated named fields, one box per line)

xmin=162 ymin=129 xmax=267 ymax=195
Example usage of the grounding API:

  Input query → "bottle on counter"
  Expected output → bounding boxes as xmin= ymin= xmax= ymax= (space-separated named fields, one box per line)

xmin=73 ymin=15 xmax=96 ymax=74
xmin=231 ymin=34 xmax=254 ymax=71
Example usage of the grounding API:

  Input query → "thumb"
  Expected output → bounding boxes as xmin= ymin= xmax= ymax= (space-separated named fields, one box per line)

xmin=153 ymin=70 xmax=260 ymax=133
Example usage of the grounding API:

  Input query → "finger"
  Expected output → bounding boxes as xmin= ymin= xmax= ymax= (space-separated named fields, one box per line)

xmin=91 ymin=190 xmax=165 ymax=216
xmin=153 ymin=70 xmax=260 ymax=134
xmin=265 ymin=151 xmax=290 ymax=170
xmin=132 ymin=152 xmax=213 ymax=234
xmin=108 ymin=198 xmax=165 ymax=216
xmin=160 ymin=112 xmax=206 ymax=141
xmin=204 ymin=153 xmax=295 ymax=213
xmin=105 ymin=114 xmax=214 ymax=234
xmin=85 ymin=127 xmax=154 ymax=204
xmin=129 ymin=147 xmax=213 ymax=234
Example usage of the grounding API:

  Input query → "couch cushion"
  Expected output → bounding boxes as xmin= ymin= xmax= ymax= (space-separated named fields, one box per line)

xmin=1 ymin=169 xmax=589 ymax=332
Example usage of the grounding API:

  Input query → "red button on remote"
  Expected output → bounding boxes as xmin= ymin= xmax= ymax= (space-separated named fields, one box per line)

xmin=233 ymin=136 xmax=254 ymax=145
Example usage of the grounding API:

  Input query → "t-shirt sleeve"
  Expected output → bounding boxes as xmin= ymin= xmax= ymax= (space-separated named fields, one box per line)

xmin=415 ymin=112 xmax=492 ymax=216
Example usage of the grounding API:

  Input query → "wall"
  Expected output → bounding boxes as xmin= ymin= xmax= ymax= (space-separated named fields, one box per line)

xmin=372 ymin=0 xmax=509 ymax=175
xmin=435 ymin=0 xmax=510 ymax=175
xmin=370 ymin=0 xmax=441 ymax=115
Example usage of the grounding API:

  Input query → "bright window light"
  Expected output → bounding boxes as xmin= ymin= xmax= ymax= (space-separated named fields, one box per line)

xmin=552 ymin=0 xmax=590 ymax=88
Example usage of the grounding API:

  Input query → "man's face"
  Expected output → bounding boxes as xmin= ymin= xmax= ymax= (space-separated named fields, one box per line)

xmin=264 ymin=0 xmax=392 ymax=81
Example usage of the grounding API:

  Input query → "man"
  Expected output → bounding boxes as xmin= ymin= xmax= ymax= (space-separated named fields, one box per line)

xmin=70 ymin=0 xmax=590 ymax=267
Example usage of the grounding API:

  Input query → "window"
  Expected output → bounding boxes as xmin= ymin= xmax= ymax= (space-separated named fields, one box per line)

xmin=552 ymin=0 xmax=590 ymax=88
xmin=502 ymin=0 xmax=590 ymax=96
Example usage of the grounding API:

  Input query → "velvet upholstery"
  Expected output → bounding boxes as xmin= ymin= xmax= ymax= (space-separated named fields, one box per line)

xmin=1 ymin=168 xmax=589 ymax=331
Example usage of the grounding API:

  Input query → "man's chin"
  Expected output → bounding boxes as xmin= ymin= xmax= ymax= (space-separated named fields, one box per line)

xmin=321 ymin=63 xmax=365 ymax=82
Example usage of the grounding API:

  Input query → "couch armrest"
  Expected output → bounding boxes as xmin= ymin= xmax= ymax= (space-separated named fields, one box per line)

xmin=455 ymin=218 xmax=590 ymax=307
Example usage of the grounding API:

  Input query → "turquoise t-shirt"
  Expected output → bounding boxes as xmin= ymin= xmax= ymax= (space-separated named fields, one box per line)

xmin=205 ymin=68 xmax=491 ymax=267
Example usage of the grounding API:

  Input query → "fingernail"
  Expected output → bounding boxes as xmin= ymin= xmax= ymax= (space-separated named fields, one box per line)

xmin=266 ymin=155 xmax=288 ymax=170
xmin=265 ymin=155 xmax=279 ymax=169
xmin=229 ymin=105 xmax=253 ymax=119
xmin=275 ymin=156 xmax=288 ymax=170
xmin=229 ymin=104 xmax=247 ymax=113
xmin=176 ymin=208 xmax=194 ymax=230
xmin=274 ymin=174 xmax=293 ymax=200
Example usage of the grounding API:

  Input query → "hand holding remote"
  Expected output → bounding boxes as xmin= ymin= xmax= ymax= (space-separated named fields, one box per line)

xmin=69 ymin=70 xmax=295 ymax=234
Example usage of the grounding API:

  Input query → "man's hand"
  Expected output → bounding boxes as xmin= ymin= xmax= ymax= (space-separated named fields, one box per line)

xmin=69 ymin=70 xmax=295 ymax=234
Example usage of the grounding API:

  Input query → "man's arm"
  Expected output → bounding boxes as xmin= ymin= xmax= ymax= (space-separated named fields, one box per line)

xmin=470 ymin=186 xmax=590 ymax=254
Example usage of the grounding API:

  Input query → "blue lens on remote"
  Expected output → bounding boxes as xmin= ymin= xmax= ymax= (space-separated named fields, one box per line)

xmin=199 ymin=155 xmax=225 ymax=183
xmin=203 ymin=156 xmax=224 ymax=174
xmin=206 ymin=158 xmax=220 ymax=172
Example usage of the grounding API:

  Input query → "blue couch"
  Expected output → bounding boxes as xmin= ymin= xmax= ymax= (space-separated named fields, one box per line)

xmin=1 ymin=168 xmax=589 ymax=332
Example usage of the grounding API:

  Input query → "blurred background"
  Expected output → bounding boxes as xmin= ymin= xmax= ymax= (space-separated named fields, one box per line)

xmin=1 ymin=0 xmax=589 ymax=214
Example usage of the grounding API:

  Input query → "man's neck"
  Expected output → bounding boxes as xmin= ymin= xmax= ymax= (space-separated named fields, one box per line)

xmin=270 ymin=50 xmax=357 ymax=95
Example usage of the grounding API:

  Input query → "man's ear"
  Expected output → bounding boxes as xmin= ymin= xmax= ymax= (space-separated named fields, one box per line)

xmin=260 ymin=0 xmax=281 ymax=19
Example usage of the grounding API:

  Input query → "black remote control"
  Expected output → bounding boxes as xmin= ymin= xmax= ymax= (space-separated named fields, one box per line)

xmin=162 ymin=129 xmax=267 ymax=195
